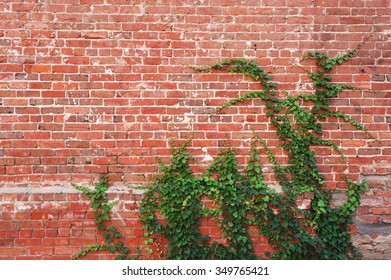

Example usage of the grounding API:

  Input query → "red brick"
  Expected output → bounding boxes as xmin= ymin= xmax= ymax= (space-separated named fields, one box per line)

xmin=6 ymin=166 xmax=32 ymax=175
xmin=28 ymin=247 xmax=54 ymax=256
xmin=54 ymin=246 xmax=81 ymax=255
xmin=53 ymin=82 xmax=78 ymax=90
xmin=19 ymin=229 xmax=33 ymax=238
xmin=42 ymin=238 xmax=69 ymax=246
xmin=370 ymin=208 xmax=391 ymax=215
xmin=15 ymin=238 xmax=42 ymax=246
xmin=0 ymin=238 xmax=14 ymax=246
xmin=81 ymin=32 xmax=108 ymax=39
xmin=0 ymin=248 xmax=26 ymax=255
xmin=23 ymin=132 xmax=51 ymax=139
xmin=52 ymin=65 xmax=78 ymax=73
xmin=30 ymin=212 xmax=59 ymax=220
xmin=27 ymin=65 xmax=51 ymax=73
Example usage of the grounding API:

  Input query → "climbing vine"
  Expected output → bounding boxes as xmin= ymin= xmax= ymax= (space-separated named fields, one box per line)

xmin=140 ymin=48 xmax=369 ymax=259
xmin=74 ymin=47 xmax=369 ymax=260
xmin=72 ymin=177 xmax=139 ymax=260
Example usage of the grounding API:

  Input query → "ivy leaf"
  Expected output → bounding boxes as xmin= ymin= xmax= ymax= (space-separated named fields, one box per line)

xmin=109 ymin=246 xmax=116 ymax=253
xmin=92 ymin=202 xmax=100 ymax=209
xmin=109 ymin=226 xmax=116 ymax=232
xmin=98 ymin=224 xmax=106 ymax=231
xmin=317 ymin=200 xmax=325 ymax=207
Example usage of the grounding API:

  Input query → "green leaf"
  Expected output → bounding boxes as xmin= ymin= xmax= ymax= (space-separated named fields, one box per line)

xmin=109 ymin=226 xmax=116 ymax=232
xmin=317 ymin=200 xmax=325 ymax=207
xmin=98 ymin=224 xmax=106 ymax=231
xmin=92 ymin=202 xmax=100 ymax=209
xmin=109 ymin=246 xmax=116 ymax=253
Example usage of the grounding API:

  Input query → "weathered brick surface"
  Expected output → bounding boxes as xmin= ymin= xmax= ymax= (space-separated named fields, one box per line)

xmin=0 ymin=0 xmax=390 ymax=259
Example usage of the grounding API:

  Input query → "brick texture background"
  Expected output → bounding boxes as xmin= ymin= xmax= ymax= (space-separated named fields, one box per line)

xmin=0 ymin=0 xmax=390 ymax=259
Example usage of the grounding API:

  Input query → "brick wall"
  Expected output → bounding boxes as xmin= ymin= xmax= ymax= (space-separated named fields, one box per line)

xmin=0 ymin=0 xmax=390 ymax=259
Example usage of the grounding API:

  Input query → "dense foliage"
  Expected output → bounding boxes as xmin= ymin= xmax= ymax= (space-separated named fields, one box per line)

xmin=74 ymin=48 xmax=369 ymax=260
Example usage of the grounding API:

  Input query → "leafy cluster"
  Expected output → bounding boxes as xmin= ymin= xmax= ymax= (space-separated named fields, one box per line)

xmin=73 ymin=48 xmax=369 ymax=260
xmin=140 ymin=50 xmax=369 ymax=259
xmin=72 ymin=177 xmax=138 ymax=260
xmin=140 ymin=144 xmax=259 ymax=259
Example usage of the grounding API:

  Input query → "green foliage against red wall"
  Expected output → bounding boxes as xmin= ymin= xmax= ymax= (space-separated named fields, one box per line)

xmin=0 ymin=0 xmax=390 ymax=259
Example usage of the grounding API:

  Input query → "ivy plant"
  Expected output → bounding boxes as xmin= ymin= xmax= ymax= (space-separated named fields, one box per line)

xmin=71 ymin=177 xmax=139 ymax=260
xmin=140 ymin=48 xmax=369 ymax=259
xmin=73 ymin=47 xmax=369 ymax=260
